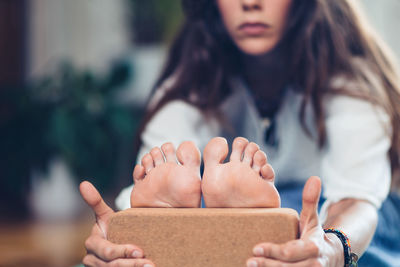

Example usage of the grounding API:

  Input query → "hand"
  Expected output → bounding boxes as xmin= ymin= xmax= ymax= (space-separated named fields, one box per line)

xmin=246 ymin=176 xmax=344 ymax=267
xmin=80 ymin=181 xmax=155 ymax=267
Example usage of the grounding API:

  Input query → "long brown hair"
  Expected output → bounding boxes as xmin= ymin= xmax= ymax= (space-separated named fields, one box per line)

xmin=135 ymin=0 xmax=400 ymax=189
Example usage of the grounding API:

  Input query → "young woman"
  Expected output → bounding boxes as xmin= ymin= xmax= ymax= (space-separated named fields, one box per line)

xmin=80 ymin=0 xmax=400 ymax=266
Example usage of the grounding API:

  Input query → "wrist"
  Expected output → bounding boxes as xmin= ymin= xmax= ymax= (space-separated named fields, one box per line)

xmin=325 ymin=232 xmax=345 ymax=266
xmin=324 ymin=228 xmax=359 ymax=267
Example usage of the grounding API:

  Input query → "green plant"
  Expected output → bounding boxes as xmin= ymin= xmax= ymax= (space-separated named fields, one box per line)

xmin=0 ymin=61 xmax=143 ymax=218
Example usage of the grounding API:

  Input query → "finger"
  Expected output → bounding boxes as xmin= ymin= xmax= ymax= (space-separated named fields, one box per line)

xmin=300 ymin=176 xmax=322 ymax=236
xmin=83 ymin=253 xmax=105 ymax=267
xmin=108 ymin=258 xmax=155 ymax=267
xmin=247 ymin=257 xmax=321 ymax=267
xmin=85 ymin=233 xmax=144 ymax=261
xmin=253 ymin=240 xmax=319 ymax=262
xmin=83 ymin=254 xmax=155 ymax=267
xmin=80 ymin=181 xmax=114 ymax=224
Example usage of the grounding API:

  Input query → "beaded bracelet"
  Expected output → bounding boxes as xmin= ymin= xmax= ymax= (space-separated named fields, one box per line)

xmin=324 ymin=228 xmax=358 ymax=267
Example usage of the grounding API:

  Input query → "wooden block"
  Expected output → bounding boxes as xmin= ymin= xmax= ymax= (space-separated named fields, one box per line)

xmin=108 ymin=208 xmax=299 ymax=267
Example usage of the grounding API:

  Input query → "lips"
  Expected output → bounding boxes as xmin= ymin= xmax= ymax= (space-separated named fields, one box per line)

xmin=238 ymin=22 xmax=270 ymax=35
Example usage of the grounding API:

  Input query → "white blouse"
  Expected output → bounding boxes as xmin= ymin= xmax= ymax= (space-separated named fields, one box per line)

xmin=116 ymin=78 xmax=391 ymax=219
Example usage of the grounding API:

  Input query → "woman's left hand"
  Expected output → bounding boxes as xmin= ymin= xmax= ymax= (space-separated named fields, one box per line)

xmin=247 ymin=176 xmax=344 ymax=267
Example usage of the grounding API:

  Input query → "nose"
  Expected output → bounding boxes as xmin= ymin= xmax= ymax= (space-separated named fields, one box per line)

xmin=241 ymin=0 xmax=262 ymax=11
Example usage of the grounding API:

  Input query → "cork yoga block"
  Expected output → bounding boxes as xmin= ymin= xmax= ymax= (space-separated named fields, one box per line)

xmin=108 ymin=208 xmax=299 ymax=267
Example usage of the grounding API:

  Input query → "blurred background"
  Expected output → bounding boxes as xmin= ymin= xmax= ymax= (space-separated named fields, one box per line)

xmin=0 ymin=0 xmax=399 ymax=266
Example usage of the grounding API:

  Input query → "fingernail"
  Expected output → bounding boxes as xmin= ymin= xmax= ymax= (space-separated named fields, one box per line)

xmin=132 ymin=250 xmax=143 ymax=258
xmin=143 ymin=264 xmax=153 ymax=267
xmin=247 ymin=260 xmax=258 ymax=267
xmin=253 ymin=246 xmax=264 ymax=256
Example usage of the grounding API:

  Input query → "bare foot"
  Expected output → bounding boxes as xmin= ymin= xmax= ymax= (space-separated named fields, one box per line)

xmin=131 ymin=141 xmax=202 ymax=208
xmin=202 ymin=137 xmax=280 ymax=208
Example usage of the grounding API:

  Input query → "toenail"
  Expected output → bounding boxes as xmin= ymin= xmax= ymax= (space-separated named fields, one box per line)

xmin=143 ymin=264 xmax=153 ymax=267
xmin=247 ymin=260 xmax=258 ymax=267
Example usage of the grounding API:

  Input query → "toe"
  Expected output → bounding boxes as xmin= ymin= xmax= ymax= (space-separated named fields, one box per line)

xmin=133 ymin=164 xmax=145 ymax=182
xmin=242 ymin=142 xmax=259 ymax=165
xmin=261 ymin=163 xmax=275 ymax=182
xmin=230 ymin=137 xmax=249 ymax=162
xmin=203 ymin=137 xmax=229 ymax=166
xmin=141 ymin=153 xmax=154 ymax=174
xmin=161 ymin=142 xmax=176 ymax=163
xmin=252 ymin=150 xmax=267 ymax=173
xmin=150 ymin=147 xmax=165 ymax=166
xmin=176 ymin=141 xmax=201 ymax=168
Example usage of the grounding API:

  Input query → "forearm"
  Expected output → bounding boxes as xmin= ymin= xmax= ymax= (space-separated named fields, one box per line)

xmin=322 ymin=198 xmax=378 ymax=257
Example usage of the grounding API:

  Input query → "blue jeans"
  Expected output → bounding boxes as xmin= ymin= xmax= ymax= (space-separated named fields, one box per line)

xmin=278 ymin=182 xmax=400 ymax=267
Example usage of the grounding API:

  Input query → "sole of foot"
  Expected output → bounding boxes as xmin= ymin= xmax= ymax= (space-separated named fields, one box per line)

xmin=202 ymin=137 xmax=280 ymax=208
xmin=131 ymin=141 xmax=202 ymax=208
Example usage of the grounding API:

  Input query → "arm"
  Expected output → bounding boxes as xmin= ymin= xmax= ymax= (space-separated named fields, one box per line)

xmin=247 ymin=95 xmax=389 ymax=266
xmin=323 ymin=198 xmax=378 ymax=260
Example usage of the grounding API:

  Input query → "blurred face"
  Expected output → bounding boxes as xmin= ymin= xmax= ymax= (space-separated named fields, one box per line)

xmin=216 ymin=0 xmax=292 ymax=55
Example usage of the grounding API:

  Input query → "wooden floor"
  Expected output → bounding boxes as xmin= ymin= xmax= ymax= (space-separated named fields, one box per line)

xmin=0 ymin=217 xmax=93 ymax=267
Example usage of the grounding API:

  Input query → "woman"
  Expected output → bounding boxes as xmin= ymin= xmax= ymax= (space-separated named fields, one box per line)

xmin=80 ymin=0 xmax=400 ymax=266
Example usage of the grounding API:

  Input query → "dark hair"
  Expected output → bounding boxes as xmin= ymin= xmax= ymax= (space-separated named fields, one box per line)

xmin=135 ymin=0 xmax=400 ymax=189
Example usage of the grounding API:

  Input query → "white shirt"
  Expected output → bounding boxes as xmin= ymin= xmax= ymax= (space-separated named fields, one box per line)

xmin=116 ymin=78 xmax=391 ymax=218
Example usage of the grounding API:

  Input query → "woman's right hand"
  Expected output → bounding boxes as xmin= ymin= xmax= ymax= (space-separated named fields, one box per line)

xmin=80 ymin=181 xmax=155 ymax=267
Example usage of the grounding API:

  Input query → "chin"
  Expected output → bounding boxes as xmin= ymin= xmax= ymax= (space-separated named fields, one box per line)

xmin=236 ymin=39 xmax=278 ymax=56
